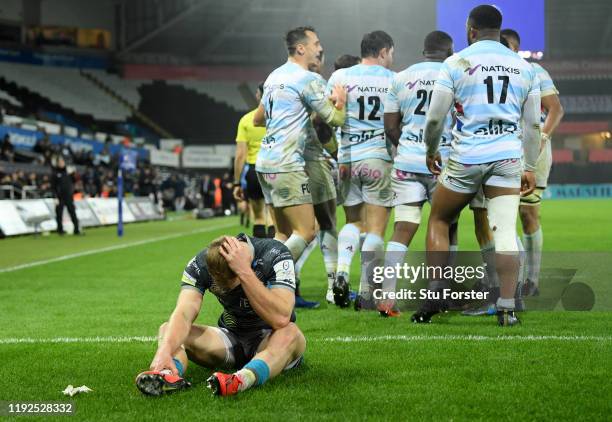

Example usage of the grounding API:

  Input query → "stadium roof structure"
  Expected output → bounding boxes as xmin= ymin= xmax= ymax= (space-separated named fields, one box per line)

xmin=115 ymin=0 xmax=612 ymax=67
xmin=116 ymin=0 xmax=434 ymax=69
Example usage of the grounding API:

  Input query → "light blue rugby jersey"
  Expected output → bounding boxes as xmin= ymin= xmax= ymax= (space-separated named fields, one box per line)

xmin=531 ymin=62 xmax=559 ymax=123
xmin=326 ymin=64 xmax=395 ymax=164
xmin=384 ymin=61 xmax=453 ymax=174
xmin=256 ymin=61 xmax=337 ymax=173
xmin=434 ymin=40 xmax=539 ymax=164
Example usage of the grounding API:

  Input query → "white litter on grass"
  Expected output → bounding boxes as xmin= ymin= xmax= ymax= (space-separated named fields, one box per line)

xmin=62 ymin=385 xmax=93 ymax=397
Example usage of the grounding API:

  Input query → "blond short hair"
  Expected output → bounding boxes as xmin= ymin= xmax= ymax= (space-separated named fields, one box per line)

xmin=206 ymin=236 xmax=236 ymax=289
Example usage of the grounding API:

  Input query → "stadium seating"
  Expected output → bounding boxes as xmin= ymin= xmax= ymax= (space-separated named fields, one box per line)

xmin=0 ymin=62 xmax=132 ymax=121
xmin=552 ymin=148 xmax=574 ymax=163
xmin=138 ymin=81 xmax=244 ymax=142
xmin=588 ymin=148 xmax=612 ymax=162
xmin=0 ymin=88 xmax=21 ymax=107
xmin=166 ymin=80 xmax=253 ymax=111
xmin=85 ymin=70 xmax=145 ymax=108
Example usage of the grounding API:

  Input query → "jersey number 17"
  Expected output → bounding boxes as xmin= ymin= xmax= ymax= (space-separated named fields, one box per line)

xmin=483 ymin=75 xmax=510 ymax=104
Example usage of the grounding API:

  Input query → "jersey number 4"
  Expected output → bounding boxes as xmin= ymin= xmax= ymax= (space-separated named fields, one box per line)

xmin=483 ymin=75 xmax=509 ymax=104
xmin=357 ymin=95 xmax=381 ymax=120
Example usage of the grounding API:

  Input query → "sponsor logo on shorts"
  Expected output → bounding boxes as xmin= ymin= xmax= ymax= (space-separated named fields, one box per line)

xmin=343 ymin=166 xmax=382 ymax=180
xmin=395 ymin=169 xmax=412 ymax=180
xmin=354 ymin=164 xmax=383 ymax=180
xmin=379 ymin=188 xmax=392 ymax=200
xmin=278 ymin=187 xmax=290 ymax=199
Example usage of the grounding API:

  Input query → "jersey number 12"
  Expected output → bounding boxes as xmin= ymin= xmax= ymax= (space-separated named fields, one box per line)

xmin=357 ymin=95 xmax=381 ymax=120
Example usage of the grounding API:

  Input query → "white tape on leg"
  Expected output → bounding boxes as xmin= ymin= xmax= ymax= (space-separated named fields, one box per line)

xmin=394 ymin=205 xmax=422 ymax=224
xmin=487 ymin=195 xmax=520 ymax=252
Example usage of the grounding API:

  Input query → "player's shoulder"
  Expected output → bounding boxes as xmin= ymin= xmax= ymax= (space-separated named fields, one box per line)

xmin=251 ymin=236 xmax=292 ymax=263
xmin=366 ymin=64 xmax=395 ymax=78
xmin=303 ymin=69 xmax=326 ymax=84
xmin=442 ymin=52 xmax=465 ymax=68
xmin=405 ymin=61 xmax=443 ymax=76
xmin=289 ymin=64 xmax=325 ymax=90
xmin=182 ymin=248 xmax=211 ymax=287
xmin=529 ymin=61 xmax=551 ymax=77
xmin=240 ymin=109 xmax=256 ymax=124
xmin=267 ymin=61 xmax=304 ymax=83
xmin=329 ymin=66 xmax=349 ymax=81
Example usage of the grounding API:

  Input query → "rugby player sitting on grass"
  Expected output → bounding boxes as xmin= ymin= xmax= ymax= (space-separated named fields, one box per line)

xmin=135 ymin=234 xmax=306 ymax=397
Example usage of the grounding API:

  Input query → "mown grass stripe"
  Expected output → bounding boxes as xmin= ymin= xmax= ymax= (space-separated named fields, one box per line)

xmin=0 ymin=222 xmax=237 ymax=274
xmin=1 ymin=334 xmax=610 ymax=345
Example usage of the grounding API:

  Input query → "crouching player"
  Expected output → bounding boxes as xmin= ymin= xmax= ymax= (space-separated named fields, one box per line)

xmin=135 ymin=234 xmax=305 ymax=397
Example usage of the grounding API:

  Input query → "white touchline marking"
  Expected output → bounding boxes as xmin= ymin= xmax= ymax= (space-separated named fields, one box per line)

xmin=0 ymin=334 xmax=610 ymax=345
xmin=321 ymin=335 xmax=612 ymax=342
xmin=0 ymin=336 xmax=157 ymax=345
xmin=0 ymin=221 xmax=238 ymax=274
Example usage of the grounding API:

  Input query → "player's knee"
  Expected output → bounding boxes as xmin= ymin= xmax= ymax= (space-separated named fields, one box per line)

xmin=314 ymin=208 xmax=334 ymax=231
xmin=298 ymin=227 xmax=315 ymax=243
xmin=472 ymin=210 xmax=491 ymax=245
xmin=488 ymin=195 xmax=520 ymax=252
xmin=474 ymin=224 xmax=492 ymax=246
xmin=394 ymin=221 xmax=418 ymax=233
xmin=395 ymin=205 xmax=421 ymax=225
xmin=519 ymin=205 xmax=538 ymax=228
xmin=276 ymin=323 xmax=302 ymax=350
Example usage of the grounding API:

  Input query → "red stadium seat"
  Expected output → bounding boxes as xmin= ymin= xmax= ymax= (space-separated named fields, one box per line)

xmin=588 ymin=149 xmax=612 ymax=163
xmin=552 ymin=149 xmax=574 ymax=163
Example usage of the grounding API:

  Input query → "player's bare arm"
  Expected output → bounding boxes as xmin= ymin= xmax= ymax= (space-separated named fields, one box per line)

xmin=541 ymin=93 xmax=564 ymax=141
xmin=219 ymin=236 xmax=294 ymax=329
xmin=233 ymin=142 xmax=247 ymax=200
xmin=521 ymin=93 xmax=542 ymax=196
xmin=384 ymin=111 xmax=402 ymax=147
xmin=253 ymin=103 xmax=266 ymax=127
xmin=423 ymin=89 xmax=454 ymax=174
xmin=150 ymin=289 xmax=202 ymax=374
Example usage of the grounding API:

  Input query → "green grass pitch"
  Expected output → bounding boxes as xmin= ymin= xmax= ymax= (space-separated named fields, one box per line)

xmin=0 ymin=200 xmax=611 ymax=421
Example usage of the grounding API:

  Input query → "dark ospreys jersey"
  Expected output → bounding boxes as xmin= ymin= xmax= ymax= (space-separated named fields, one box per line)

xmin=180 ymin=235 xmax=296 ymax=333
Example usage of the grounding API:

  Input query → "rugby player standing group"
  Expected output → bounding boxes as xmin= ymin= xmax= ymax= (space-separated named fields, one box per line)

xmin=136 ymin=3 xmax=562 ymax=397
